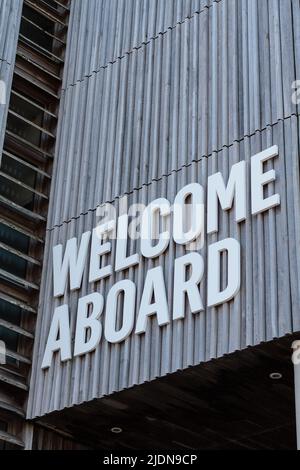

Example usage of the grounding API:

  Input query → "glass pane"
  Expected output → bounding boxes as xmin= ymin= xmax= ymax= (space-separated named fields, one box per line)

xmin=0 ymin=223 xmax=29 ymax=254
xmin=6 ymin=113 xmax=41 ymax=147
xmin=0 ymin=299 xmax=22 ymax=326
xmin=0 ymin=175 xmax=34 ymax=209
xmin=1 ymin=154 xmax=37 ymax=188
xmin=10 ymin=93 xmax=44 ymax=129
xmin=0 ymin=248 xmax=27 ymax=279
xmin=0 ymin=300 xmax=21 ymax=367
xmin=22 ymin=4 xmax=55 ymax=37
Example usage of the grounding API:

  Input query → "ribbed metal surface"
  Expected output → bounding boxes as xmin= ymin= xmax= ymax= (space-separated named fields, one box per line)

xmin=62 ymin=0 xmax=213 ymax=89
xmin=0 ymin=0 xmax=23 ymax=62
xmin=28 ymin=116 xmax=300 ymax=418
xmin=48 ymin=0 xmax=300 ymax=227
xmin=0 ymin=0 xmax=23 ymax=164
xmin=28 ymin=0 xmax=300 ymax=418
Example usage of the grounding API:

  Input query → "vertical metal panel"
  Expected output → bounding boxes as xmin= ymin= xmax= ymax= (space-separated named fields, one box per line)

xmin=0 ymin=0 xmax=23 ymax=164
xmin=28 ymin=119 xmax=300 ymax=418
xmin=48 ymin=0 xmax=300 ymax=227
xmin=28 ymin=0 xmax=300 ymax=418
xmin=62 ymin=0 xmax=213 ymax=90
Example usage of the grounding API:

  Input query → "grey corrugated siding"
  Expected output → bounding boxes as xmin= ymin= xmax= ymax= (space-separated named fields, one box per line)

xmin=48 ymin=0 xmax=300 ymax=227
xmin=28 ymin=0 xmax=300 ymax=418
xmin=0 ymin=0 xmax=23 ymax=164
xmin=62 ymin=0 xmax=214 ymax=89
xmin=28 ymin=119 xmax=300 ymax=418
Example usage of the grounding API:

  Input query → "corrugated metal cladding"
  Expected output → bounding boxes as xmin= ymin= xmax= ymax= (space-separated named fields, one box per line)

xmin=62 ymin=0 xmax=213 ymax=88
xmin=28 ymin=0 xmax=300 ymax=418
xmin=28 ymin=120 xmax=300 ymax=418
xmin=0 ymin=0 xmax=23 ymax=163
xmin=48 ymin=0 xmax=300 ymax=226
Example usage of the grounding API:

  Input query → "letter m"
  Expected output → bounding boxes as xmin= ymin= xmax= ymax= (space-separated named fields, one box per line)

xmin=207 ymin=161 xmax=247 ymax=234
xmin=53 ymin=231 xmax=91 ymax=297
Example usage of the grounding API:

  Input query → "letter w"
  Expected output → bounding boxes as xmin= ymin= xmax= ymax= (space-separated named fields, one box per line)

xmin=53 ymin=231 xmax=91 ymax=297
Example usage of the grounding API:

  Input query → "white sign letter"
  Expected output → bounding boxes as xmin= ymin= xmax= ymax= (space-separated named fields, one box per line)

xmin=74 ymin=292 xmax=104 ymax=357
xmin=135 ymin=266 xmax=169 ymax=334
xmin=41 ymin=304 xmax=71 ymax=369
xmin=207 ymin=161 xmax=247 ymax=234
xmin=105 ymin=280 xmax=136 ymax=343
xmin=141 ymin=198 xmax=170 ymax=259
xmin=251 ymin=145 xmax=280 ymax=215
xmin=53 ymin=231 xmax=91 ymax=297
xmin=115 ymin=214 xmax=139 ymax=272
xmin=207 ymin=238 xmax=241 ymax=307
xmin=173 ymin=252 xmax=204 ymax=320
xmin=173 ymin=183 xmax=204 ymax=245
xmin=89 ymin=227 xmax=112 ymax=283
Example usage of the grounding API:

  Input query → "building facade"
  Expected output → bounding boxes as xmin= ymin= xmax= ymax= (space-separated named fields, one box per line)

xmin=0 ymin=0 xmax=300 ymax=450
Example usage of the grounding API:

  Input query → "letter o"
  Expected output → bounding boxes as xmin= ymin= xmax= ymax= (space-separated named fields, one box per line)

xmin=173 ymin=183 xmax=204 ymax=245
xmin=105 ymin=280 xmax=136 ymax=343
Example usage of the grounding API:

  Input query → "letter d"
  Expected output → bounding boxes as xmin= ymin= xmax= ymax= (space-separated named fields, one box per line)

xmin=207 ymin=238 xmax=241 ymax=307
